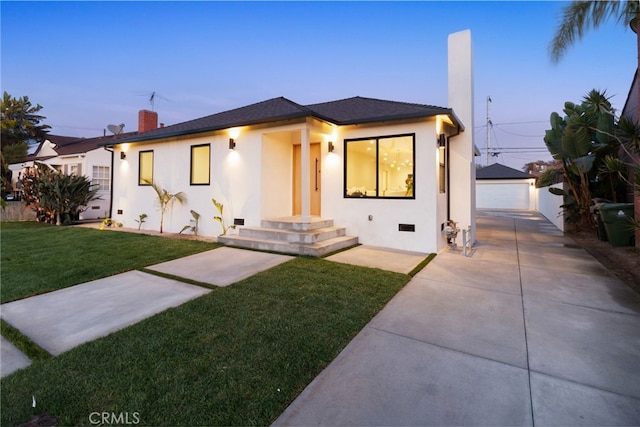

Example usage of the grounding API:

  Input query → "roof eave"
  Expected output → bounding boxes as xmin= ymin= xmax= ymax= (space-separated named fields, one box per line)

xmin=100 ymin=112 xmax=315 ymax=146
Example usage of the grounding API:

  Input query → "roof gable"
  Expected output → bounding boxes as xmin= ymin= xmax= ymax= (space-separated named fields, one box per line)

xmin=306 ymin=96 xmax=453 ymax=125
xmin=476 ymin=163 xmax=533 ymax=180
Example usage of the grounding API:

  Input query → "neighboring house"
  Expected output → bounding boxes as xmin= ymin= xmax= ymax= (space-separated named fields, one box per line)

xmin=10 ymin=133 xmax=125 ymax=220
xmin=621 ymin=68 xmax=640 ymax=247
xmin=476 ymin=163 xmax=537 ymax=210
xmin=103 ymin=30 xmax=477 ymax=255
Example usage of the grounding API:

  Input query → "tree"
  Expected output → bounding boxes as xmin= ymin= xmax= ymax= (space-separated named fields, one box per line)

xmin=550 ymin=1 xmax=640 ymax=242
xmin=550 ymin=1 xmax=639 ymax=63
xmin=1 ymin=92 xmax=51 ymax=188
xmin=543 ymin=90 xmax=624 ymax=230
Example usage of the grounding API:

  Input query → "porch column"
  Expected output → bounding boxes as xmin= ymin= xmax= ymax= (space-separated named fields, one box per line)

xmin=300 ymin=125 xmax=311 ymax=222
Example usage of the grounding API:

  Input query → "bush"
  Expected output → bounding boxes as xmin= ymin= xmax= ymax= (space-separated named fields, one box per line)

xmin=21 ymin=162 xmax=100 ymax=225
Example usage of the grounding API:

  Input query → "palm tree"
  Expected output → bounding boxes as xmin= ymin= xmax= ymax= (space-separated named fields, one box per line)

xmin=149 ymin=181 xmax=186 ymax=233
xmin=550 ymin=1 xmax=639 ymax=63
xmin=550 ymin=1 xmax=640 ymax=247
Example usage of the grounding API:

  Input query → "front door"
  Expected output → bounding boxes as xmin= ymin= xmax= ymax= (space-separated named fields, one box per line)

xmin=293 ymin=143 xmax=321 ymax=216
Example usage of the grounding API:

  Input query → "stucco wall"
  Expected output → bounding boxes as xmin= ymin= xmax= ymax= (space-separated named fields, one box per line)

xmin=537 ymin=183 xmax=565 ymax=232
xmin=110 ymin=118 xmax=452 ymax=253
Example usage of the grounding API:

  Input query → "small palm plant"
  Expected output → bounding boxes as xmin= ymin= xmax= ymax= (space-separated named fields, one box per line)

xmin=149 ymin=181 xmax=186 ymax=233
xmin=212 ymin=198 xmax=235 ymax=236
xmin=135 ymin=213 xmax=148 ymax=230
xmin=180 ymin=210 xmax=200 ymax=236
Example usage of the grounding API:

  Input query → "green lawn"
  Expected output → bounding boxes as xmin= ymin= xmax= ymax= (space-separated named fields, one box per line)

xmin=0 ymin=222 xmax=412 ymax=426
xmin=0 ymin=222 xmax=220 ymax=303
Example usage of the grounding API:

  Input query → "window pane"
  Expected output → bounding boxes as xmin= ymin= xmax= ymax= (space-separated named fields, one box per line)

xmin=190 ymin=144 xmax=210 ymax=185
xmin=139 ymin=151 xmax=153 ymax=185
xmin=345 ymin=139 xmax=376 ymax=197
xmin=378 ymin=135 xmax=413 ymax=197
xmin=92 ymin=166 xmax=110 ymax=191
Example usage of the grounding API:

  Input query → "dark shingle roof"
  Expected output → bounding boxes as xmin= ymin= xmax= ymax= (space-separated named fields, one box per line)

xmin=114 ymin=97 xmax=311 ymax=144
xmin=476 ymin=163 xmax=533 ymax=180
xmin=103 ymin=96 xmax=459 ymax=145
xmin=46 ymin=134 xmax=83 ymax=146
xmin=306 ymin=96 xmax=453 ymax=125
xmin=54 ymin=132 xmax=136 ymax=155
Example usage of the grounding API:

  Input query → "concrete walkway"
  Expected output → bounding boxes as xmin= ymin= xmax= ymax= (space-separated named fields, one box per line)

xmin=0 ymin=247 xmax=292 ymax=377
xmin=275 ymin=211 xmax=640 ymax=426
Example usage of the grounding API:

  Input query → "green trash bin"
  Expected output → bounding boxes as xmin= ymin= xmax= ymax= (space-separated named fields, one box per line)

xmin=598 ymin=203 xmax=635 ymax=247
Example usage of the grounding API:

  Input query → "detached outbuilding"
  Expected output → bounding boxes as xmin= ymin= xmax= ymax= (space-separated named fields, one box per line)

xmin=476 ymin=163 xmax=537 ymax=210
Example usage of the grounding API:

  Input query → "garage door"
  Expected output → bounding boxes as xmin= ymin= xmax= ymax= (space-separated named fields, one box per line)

xmin=476 ymin=182 xmax=531 ymax=210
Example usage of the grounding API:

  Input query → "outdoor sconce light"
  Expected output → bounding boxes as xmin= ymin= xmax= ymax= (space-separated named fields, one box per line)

xmin=120 ymin=152 xmax=126 ymax=160
xmin=328 ymin=141 xmax=334 ymax=152
xmin=438 ymin=134 xmax=446 ymax=147
xmin=229 ymin=138 xmax=236 ymax=150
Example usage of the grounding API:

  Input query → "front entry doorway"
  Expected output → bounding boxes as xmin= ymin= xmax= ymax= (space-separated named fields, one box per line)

xmin=293 ymin=143 xmax=321 ymax=216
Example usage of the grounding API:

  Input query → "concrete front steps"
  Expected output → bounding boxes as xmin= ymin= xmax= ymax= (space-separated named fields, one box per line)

xmin=218 ymin=217 xmax=358 ymax=257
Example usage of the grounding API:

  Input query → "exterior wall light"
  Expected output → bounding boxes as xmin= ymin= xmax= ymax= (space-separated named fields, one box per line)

xmin=229 ymin=138 xmax=236 ymax=150
xmin=120 ymin=152 xmax=126 ymax=160
xmin=328 ymin=141 xmax=334 ymax=152
xmin=438 ymin=134 xmax=446 ymax=147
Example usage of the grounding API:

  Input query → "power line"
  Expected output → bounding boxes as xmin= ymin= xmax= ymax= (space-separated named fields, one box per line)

xmin=493 ymin=125 xmax=544 ymax=138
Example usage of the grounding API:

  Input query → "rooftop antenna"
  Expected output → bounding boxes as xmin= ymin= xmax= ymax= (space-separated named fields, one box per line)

xmin=136 ymin=91 xmax=170 ymax=111
xmin=107 ymin=123 xmax=125 ymax=135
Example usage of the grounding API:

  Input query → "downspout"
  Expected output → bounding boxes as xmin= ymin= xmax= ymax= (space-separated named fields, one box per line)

xmin=446 ymin=125 xmax=463 ymax=222
xmin=103 ymin=146 xmax=114 ymax=219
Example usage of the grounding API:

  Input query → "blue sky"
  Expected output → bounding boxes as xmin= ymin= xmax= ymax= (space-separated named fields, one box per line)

xmin=1 ymin=1 xmax=636 ymax=169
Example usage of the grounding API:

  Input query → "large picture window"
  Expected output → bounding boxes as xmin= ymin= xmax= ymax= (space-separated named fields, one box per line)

xmin=345 ymin=134 xmax=415 ymax=198
xmin=190 ymin=144 xmax=210 ymax=185
xmin=139 ymin=150 xmax=153 ymax=185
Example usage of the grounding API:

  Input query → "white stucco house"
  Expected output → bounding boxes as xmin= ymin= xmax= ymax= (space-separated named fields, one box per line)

xmin=476 ymin=163 xmax=537 ymax=210
xmin=104 ymin=30 xmax=477 ymax=255
xmin=10 ymin=133 xmax=119 ymax=220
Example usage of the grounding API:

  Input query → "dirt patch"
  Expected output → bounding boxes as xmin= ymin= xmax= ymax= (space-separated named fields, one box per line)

xmin=571 ymin=231 xmax=640 ymax=295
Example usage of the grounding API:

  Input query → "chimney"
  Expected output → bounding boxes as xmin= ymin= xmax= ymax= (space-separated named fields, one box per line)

xmin=138 ymin=109 xmax=158 ymax=133
xmin=447 ymin=29 xmax=476 ymax=244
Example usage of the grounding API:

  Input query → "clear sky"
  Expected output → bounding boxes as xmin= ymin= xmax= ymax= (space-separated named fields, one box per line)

xmin=1 ymin=1 xmax=636 ymax=170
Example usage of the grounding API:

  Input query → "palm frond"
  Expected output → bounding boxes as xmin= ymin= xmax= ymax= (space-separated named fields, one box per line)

xmin=550 ymin=0 xmax=636 ymax=63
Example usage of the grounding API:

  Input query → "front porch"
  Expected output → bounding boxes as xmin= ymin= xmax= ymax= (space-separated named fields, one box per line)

xmin=217 ymin=216 xmax=358 ymax=256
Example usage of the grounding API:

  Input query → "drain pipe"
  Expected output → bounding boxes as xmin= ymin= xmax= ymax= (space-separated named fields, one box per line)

xmin=103 ymin=146 xmax=115 ymax=219
xmin=462 ymin=225 xmax=472 ymax=257
xmin=446 ymin=123 xmax=462 ymax=222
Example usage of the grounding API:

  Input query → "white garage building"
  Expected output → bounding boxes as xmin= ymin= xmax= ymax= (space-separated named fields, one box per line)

xmin=476 ymin=163 xmax=537 ymax=210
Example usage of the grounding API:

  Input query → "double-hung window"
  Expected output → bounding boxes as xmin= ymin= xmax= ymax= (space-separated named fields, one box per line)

xmin=344 ymin=134 xmax=415 ymax=198
xmin=92 ymin=166 xmax=110 ymax=191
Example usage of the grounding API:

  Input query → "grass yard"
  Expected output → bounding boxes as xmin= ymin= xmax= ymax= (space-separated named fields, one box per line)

xmin=0 ymin=222 xmax=220 ymax=303
xmin=0 ymin=222 xmax=412 ymax=426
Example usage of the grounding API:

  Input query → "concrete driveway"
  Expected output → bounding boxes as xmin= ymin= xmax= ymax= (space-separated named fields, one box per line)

xmin=275 ymin=211 xmax=640 ymax=426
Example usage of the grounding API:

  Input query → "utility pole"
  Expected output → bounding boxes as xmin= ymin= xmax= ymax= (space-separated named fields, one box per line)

xmin=486 ymin=95 xmax=492 ymax=166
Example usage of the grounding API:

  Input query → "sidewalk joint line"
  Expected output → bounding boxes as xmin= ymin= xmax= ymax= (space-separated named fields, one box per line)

xmin=530 ymin=369 xmax=640 ymax=401
xmin=368 ymin=325 xmax=529 ymax=371
xmin=514 ymin=218 xmax=536 ymax=426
